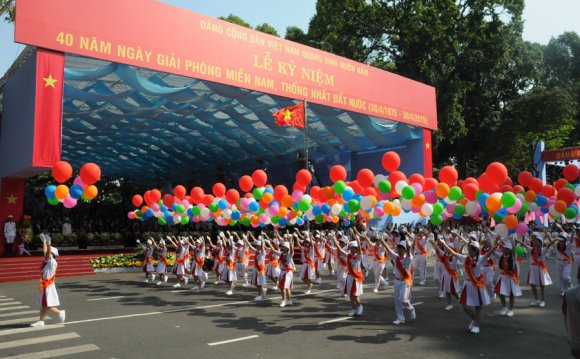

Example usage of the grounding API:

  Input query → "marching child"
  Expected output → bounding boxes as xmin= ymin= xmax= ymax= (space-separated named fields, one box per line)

xmin=167 ymin=236 xmax=190 ymax=288
xmin=295 ymin=230 xmax=316 ymax=295
xmin=234 ymin=233 xmax=251 ymax=287
xmin=371 ymin=232 xmax=389 ymax=293
xmin=517 ymin=230 xmax=555 ymax=307
xmin=265 ymin=233 xmax=281 ymax=290
xmin=494 ymin=238 xmax=521 ymax=317
xmin=410 ymin=228 xmax=429 ymax=285
xmin=266 ymin=237 xmax=295 ymax=307
xmin=431 ymin=235 xmax=464 ymax=311
xmin=246 ymin=234 xmax=268 ymax=300
xmin=383 ymin=237 xmax=416 ymax=325
xmin=333 ymin=232 xmax=364 ymax=316
xmin=154 ymin=239 xmax=169 ymax=285
xmin=545 ymin=226 xmax=574 ymax=296
xmin=221 ymin=238 xmax=237 ymax=295
xmin=190 ymin=237 xmax=208 ymax=291
xmin=137 ymin=239 xmax=155 ymax=283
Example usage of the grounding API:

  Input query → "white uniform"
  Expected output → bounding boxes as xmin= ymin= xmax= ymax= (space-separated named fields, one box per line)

xmin=556 ymin=242 xmax=574 ymax=294
xmin=37 ymin=258 xmax=60 ymax=307
xmin=344 ymin=252 xmax=364 ymax=297
xmin=372 ymin=243 xmax=388 ymax=290
xmin=335 ymin=245 xmax=348 ymax=290
xmin=412 ymin=236 xmax=428 ymax=284
xmin=457 ymin=254 xmax=490 ymax=307
xmin=435 ymin=247 xmax=460 ymax=295
xmin=526 ymin=246 xmax=552 ymax=286
xmin=220 ymin=248 xmax=237 ymax=282
xmin=156 ymin=247 xmax=168 ymax=274
xmin=251 ymin=249 xmax=267 ymax=286
xmin=193 ymin=247 xmax=206 ymax=277
xmin=278 ymin=251 xmax=294 ymax=289
xmin=143 ymin=246 xmax=155 ymax=273
xmin=494 ymin=254 xmax=522 ymax=296
xmin=300 ymin=247 xmax=316 ymax=281
xmin=480 ymin=247 xmax=498 ymax=298
xmin=236 ymin=246 xmax=250 ymax=284
xmin=314 ymin=241 xmax=326 ymax=270
xmin=266 ymin=249 xmax=281 ymax=278
xmin=4 ymin=221 xmax=16 ymax=244
xmin=173 ymin=247 xmax=188 ymax=276
xmin=212 ymin=247 xmax=224 ymax=275
xmin=390 ymin=251 xmax=415 ymax=321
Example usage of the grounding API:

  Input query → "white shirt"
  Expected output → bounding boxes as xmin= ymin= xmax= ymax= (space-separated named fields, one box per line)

xmin=4 ymin=222 xmax=16 ymax=241
xmin=62 ymin=223 xmax=72 ymax=236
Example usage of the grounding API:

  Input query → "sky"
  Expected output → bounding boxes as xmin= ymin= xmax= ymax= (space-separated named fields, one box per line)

xmin=1 ymin=0 xmax=580 ymax=77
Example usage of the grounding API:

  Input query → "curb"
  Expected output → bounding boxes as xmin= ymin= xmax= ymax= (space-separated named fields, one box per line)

xmin=94 ymin=267 xmax=143 ymax=273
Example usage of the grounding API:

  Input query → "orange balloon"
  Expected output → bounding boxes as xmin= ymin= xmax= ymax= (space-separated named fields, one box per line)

xmin=524 ymin=190 xmax=536 ymax=202
xmin=331 ymin=215 xmax=339 ymax=224
xmin=384 ymin=201 xmax=395 ymax=215
xmin=485 ymin=194 xmax=502 ymax=212
xmin=281 ymin=194 xmax=294 ymax=208
xmin=411 ymin=194 xmax=426 ymax=208
xmin=261 ymin=192 xmax=273 ymax=204
xmin=83 ymin=185 xmax=98 ymax=200
xmin=554 ymin=200 xmax=567 ymax=213
xmin=55 ymin=185 xmax=69 ymax=200
xmin=503 ymin=214 xmax=518 ymax=230
xmin=392 ymin=206 xmax=402 ymax=216
xmin=278 ymin=207 xmax=288 ymax=217
xmin=435 ymin=183 xmax=450 ymax=198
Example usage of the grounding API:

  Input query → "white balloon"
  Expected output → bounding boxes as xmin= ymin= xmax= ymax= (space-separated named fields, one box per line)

xmin=331 ymin=203 xmax=342 ymax=216
xmin=302 ymin=194 xmax=312 ymax=204
xmin=528 ymin=202 xmax=538 ymax=212
xmin=201 ymin=208 xmax=210 ymax=219
xmin=374 ymin=174 xmax=386 ymax=187
xmin=495 ymin=223 xmax=508 ymax=237
xmin=465 ymin=201 xmax=479 ymax=216
xmin=549 ymin=205 xmax=560 ymax=216
xmin=223 ymin=209 xmax=232 ymax=219
xmin=173 ymin=214 xmax=181 ymax=223
xmin=575 ymin=185 xmax=580 ymax=197
xmin=289 ymin=218 xmax=297 ymax=225
xmin=360 ymin=196 xmax=374 ymax=211
xmin=444 ymin=197 xmax=456 ymax=204
xmin=516 ymin=193 xmax=525 ymax=201
xmin=421 ymin=203 xmax=433 ymax=216
xmin=395 ymin=181 xmax=408 ymax=195
xmin=401 ymin=199 xmax=412 ymax=211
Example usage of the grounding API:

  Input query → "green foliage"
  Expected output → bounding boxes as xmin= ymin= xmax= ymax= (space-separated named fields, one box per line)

xmin=254 ymin=23 xmax=279 ymax=37
xmin=1 ymin=0 xmax=14 ymax=23
xmin=218 ymin=14 xmax=251 ymax=28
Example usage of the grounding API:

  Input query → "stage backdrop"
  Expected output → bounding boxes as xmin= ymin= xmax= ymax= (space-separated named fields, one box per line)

xmin=15 ymin=0 xmax=437 ymax=130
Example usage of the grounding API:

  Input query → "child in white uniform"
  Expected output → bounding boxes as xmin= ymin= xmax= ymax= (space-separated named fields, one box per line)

xmin=517 ymin=231 xmax=555 ymax=307
xmin=155 ymin=239 xmax=169 ymax=285
xmin=246 ymin=236 xmax=268 ymax=300
xmin=411 ymin=229 xmax=429 ymax=285
xmin=383 ymin=238 xmax=416 ymax=325
xmin=494 ymin=240 xmax=521 ymax=317
xmin=334 ymin=235 xmax=364 ymax=316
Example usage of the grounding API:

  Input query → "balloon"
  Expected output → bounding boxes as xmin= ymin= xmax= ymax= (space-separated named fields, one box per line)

xmin=529 ymin=178 xmax=543 ymax=193
xmin=564 ymin=207 xmax=578 ymax=219
xmin=378 ymin=180 xmax=391 ymax=194
xmin=486 ymin=162 xmax=508 ymax=185
xmin=347 ymin=199 xmax=360 ymax=212
xmin=563 ymin=164 xmax=579 ymax=181
xmin=432 ymin=202 xmax=444 ymax=215
xmin=226 ymin=189 xmax=240 ymax=204
xmin=395 ymin=181 xmax=408 ymax=195
xmin=540 ymin=185 xmax=555 ymax=198
xmin=79 ymin=163 xmax=101 ymax=185
xmin=495 ymin=224 xmax=508 ymax=238
xmin=448 ymin=186 xmax=463 ymax=201
xmin=55 ymin=185 xmax=69 ymax=200
xmin=501 ymin=192 xmax=517 ymax=208
xmin=239 ymin=175 xmax=254 ymax=192
xmin=401 ymin=186 xmax=415 ymax=200
xmin=212 ymin=183 xmax=226 ymax=197
xmin=273 ymin=185 xmax=288 ymax=202
xmin=421 ymin=203 xmax=433 ymax=216
xmin=173 ymin=185 xmax=186 ymax=199
xmin=430 ymin=214 xmax=443 ymax=225
xmin=334 ymin=181 xmax=347 ymax=194
xmin=44 ymin=185 xmax=56 ymax=199
xmin=557 ymin=188 xmax=575 ymax=205
xmin=132 ymin=194 xmax=143 ymax=207
xmin=150 ymin=189 xmax=162 ymax=203
xmin=63 ymin=196 xmax=77 ymax=209
xmin=296 ymin=169 xmax=312 ymax=186
xmin=83 ymin=185 xmax=98 ymax=200
xmin=517 ymin=171 xmax=533 ymax=187
xmin=463 ymin=183 xmax=479 ymax=201
xmin=424 ymin=177 xmax=438 ymax=191
xmin=439 ymin=166 xmax=458 ymax=186
xmin=330 ymin=165 xmax=347 ymax=182
xmin=249 ymin=169 xmax=267 ymax=187
xmin=435 ymin=183 xmax=450 ymax=198
xmin=554 ymin=200 xmax=567 ymax=213
xmin=52 ymin=161 xmax=73 ymax=183
xmin=515 ymin=223 xmax=528 ymax=235
xmin=356 ymin=169 xmax=374 ymax=188
xmin=503 ymin=214 xmax=518 ymax=230
xmin=163 ymin=194 xmax=174 ymax=207
xmin=381 ymin=151 xmax=400 ymax=172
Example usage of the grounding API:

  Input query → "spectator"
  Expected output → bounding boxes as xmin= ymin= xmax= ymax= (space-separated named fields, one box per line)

xmin=62 ymin=218 xmax=72 ymax=236
xmin=563 ymin=267 xmax=580 ymax=358
xmin=3 ymin=215 xmax=16 ymax=256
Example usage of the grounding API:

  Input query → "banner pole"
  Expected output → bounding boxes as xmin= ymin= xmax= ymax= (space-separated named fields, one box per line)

xmin=303 ymin=99 xmax=308 ymax=170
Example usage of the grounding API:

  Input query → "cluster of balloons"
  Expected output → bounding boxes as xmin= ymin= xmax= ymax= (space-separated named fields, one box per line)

xmin=44 ymin=161 xmax=102 ymax=208
xmin=127 ymin=152 xmax=580 ymax=233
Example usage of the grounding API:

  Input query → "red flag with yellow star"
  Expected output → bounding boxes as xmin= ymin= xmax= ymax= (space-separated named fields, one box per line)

xmin=273 ymin=103 xmax=305 ymax=129
xmin=33 ymin=49 xmax=65 ymax=167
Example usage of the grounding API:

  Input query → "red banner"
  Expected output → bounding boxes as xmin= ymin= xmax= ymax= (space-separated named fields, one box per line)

xmin=33 ymin=49 xmax=64 ymax=167
xmin=0 ymin=178 xmax=24 ymax=255
xmin=14 ymin=0 xmax=437 ymax=130
xmin=541 ymin=147 xmax=580 ymax=162
xmin=423 ymin=129 xmax=433 ymax=178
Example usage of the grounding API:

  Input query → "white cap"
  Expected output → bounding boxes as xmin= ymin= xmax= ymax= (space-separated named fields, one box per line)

xmin=396 ymin=241 xmax=407 ymax=249
xmin=50 ymin=247 xmax=59 ymax=256
xmin=146 ymin=239 xmax=152 ymax=245
xmin=196 ymin=238 xmax=203 ymax=244
xmin=468 ymin=232 xmax=478 ymax=241
xmin=281 ymin=241 xmax=290 ymax=249
xmin=340 ymin=236 xmax=348 ymax=243
xmin=237 ymin=240 xmax=243 ymax=246
xmin=469 ymin=241 xmax=480 ymax=250
xmin=531 ymin=232 xmax=542 ymax=239
xmin=159 ymin=239 xmax=165 ymax=245
xmin=253 ymin=240 xmax=261 ymax=246
xmin=349 ymin=241 xmax=359 ymax=248
xmin=503 ymin=241 xmax=513 ymax=250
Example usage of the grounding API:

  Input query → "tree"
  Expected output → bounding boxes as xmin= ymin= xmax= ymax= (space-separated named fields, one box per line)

xmin=254 ymin=23 xmax=279 ymax=37
xmin=1 ymin=0 xmax=15 ymax=22
xmin=284 ymin=26 xmax=310 ymax=45
xmin=218 ymin=14 xmax=251 ymax=28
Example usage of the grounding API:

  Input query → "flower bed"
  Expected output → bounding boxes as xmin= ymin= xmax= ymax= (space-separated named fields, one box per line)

xmin=90 ymin=253 xmax=176 ymax=269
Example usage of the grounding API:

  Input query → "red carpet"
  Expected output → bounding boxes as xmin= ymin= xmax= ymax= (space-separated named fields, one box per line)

xmin=0 ymin=254 xmax=98 ymax=283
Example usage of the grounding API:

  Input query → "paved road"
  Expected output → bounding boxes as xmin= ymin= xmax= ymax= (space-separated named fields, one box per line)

xmin=0 ymin=258 xmax=573 ymax=358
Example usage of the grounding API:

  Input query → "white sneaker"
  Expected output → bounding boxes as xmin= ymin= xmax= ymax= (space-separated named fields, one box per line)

xmin=280 ymin=300 xmax=287 ymax=308
xmin=263 ymin=288 xmax=268 ymax=296
xmin=286 ymin=300 xmax=293 ymax=306
xmin=30 ymin=320 xmax=45 ymax=327
xmin=163 ymin=276 xmax=168 ymax=283
xmin=530 ymin=300 xmax=539 ymax=307
xmin=506 ymin=309 xmax=514 ymax=317
xmin=200 ymin=281 xmax=206 ymax=289
xmin=271 ymin=285 xmax=279 ymax=290
xmin=444 ymin=304 xmax=454 ymax=311
xmin=242 ymin=282 xmax=250 ymax=287
xmin=355 ymin=304 xmax=363 ymax=316
xmin=304 ymin=290 xmax=311 ymax=295
xmin=347 ymin=309 xmax=357 ymax=317
xmin=500 ymin=307 xmax=508 ymax=316
xmin=215 ymin=281 xmax=222 ymax=285
xmin=470 ymin=326 xmax=480 ymax=334
xmin=204 ymin=272 xmax=209 ymax=281
xmin=538 ymin=301 xmax=546 ymax=308
xmin=392 ymin=319 xmax=405 ymax=325
xmin=330 ymin=270 xmax=335 ymax=275
xmin=156 ymin=281 xmax=163 ymax=286
xmin=151 ymin=274 xmax=156 ymax=282
xmin=314 ymin=278 xmax=322 ymax=284
xmin=254 ymin=295 xmax=263 ymax=301
xmin=173 ymin=283 xmax=181 ymax=288
xmin=191 ymin=286 xmax=199 ymax=291
xmin=58 ymin=310 xmax=66 ymax=323
xmin=225 ymin=290 xmax=233 ymax=296
xmin=142 ymin=279 xmax=149 ymax=283
xmin=183 ymin=278 xmax=189 ymax=286
xmin=419 ymin=281 xmax=426 ymax=286
xmin=342 ymin=294 xmax=348 ymax=298
xmin=410 ymin=309 xmax=417 ymax=320
xmin=468 ymin=320 xmax=475 ymax=331
xmin=438 ymin=293 xmax=446 ymax=298
xmin=372 ymin=288 xmax=379 ymax=293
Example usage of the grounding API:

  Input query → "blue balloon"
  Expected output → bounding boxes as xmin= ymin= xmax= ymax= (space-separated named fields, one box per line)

xmin=344 ymin=220 xmax=351 ymax=227
xmin=231 ymin=211 xmax=241 ymax=220
xmin=312 ymin=205 xmax=322 ymax=216
xmin=279 ymin=218 xmax=288 ymax=227
xmin=69 ymin=184 xmax=83 ymax=199
xmin=263 ymin=187 xmax=274 ymax=194
xmin=540 ymin=207 xmax=549 ymax=214
xmin=45 ymin=185 xmax=56 ymax=199
xmin=354 ymin=194 xmax=363 ymax=202
xmin=160 ymin=205 xmax=168 ymax=212
xmin=343 ymin=188 xmax=355 ymax=201
xmin=478 ymin=193 xmax=489 ymax=206
xmin=321 ymin=204 xmax=331 ymax=215
xmin=172 ymin=203 xmax=178 ymax=211
xmin=296 ymin=218 xmax=304 ymax=226
xmin=536 ymin=195 xmax=548 ymax=207
xmin=218 ymin=199 xmax=228 ymax=210
xmin=248 ymin=201 xmax=259 ymax=212
xmin=496 ymin=208 xmax=508 ymax=217
xmin=187 ymin=208 xmax=193 ymax=216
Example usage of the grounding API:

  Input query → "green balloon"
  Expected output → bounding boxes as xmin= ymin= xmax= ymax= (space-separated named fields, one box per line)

xmin=252 ymin=187 xmax=264 ymax=200
xmin=402 ymin=186 xmax=416 ymax=200
xmin=229 ymin=220 xmax=238 ymax=226
xmin=334 ymin=181 xmax=347 ymax=194
xmin=448 ymin=186 xmax=463 ymax=201
xmin=136 ymin=210 xmax=143 ymax=217
xmin=493 ymin=213 xmax=504 ymax=223
xmin=271 ymin=216 xmax=280 ymax=224
xmin=180 ymin=216 xmax=190 ymax=225
xmin=432 ymin=202 xmax=444 ymax=215
xmin=515 ymin=245 xmax=525 ymax=257
xmin=378 ymin=180 xmax=391 ymax=193
xmin=564 ymin=183 xmax=574 ymax=190
xmin=454 ymin=204 xmax=466 ymax=216
xmin=48 ymin=197 xmax=59 ymax=206
xmin=157 ymin=217 xmax=167 ymax=225
xmin=176 ymin=204 xmax=185 ymax=214
xmin=348 ymin=199 xmax=360 ymax=212
xmin=501 ymin=192 xmax=516 ymax=208
xmin=516 ymin=202 xmax=529 ymax=216
xmin=208 ymin=203 xmax=218 ymax=213
xmin=315 ymin=214 xmax=325 ymax=223
xmin=430 ymin=214 xmax=443 ymax=225
xmin=241 ymin=217 xmax=251 ymax=226
xmin=564 ymin=208 xmax=577 ymax=219
xmin=192 ymin=206 xmax=201 ymax=216
xmin=298 ymin=199 xmax=310 ymax=212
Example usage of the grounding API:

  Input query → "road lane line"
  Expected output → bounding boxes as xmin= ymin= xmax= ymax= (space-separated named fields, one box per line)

xmin=0 ymin=310 xmax=37 ymax=318
xmin=0 ymin=298 xmax=15 ymax=302
xmin=318 ymin=317 xmax=352 ymax=325
xmin=0 ymin=332 xmax=80 ymax=350
xmin=412 ymin=302 xmax=424 ymax=306
xmin=0 ymin=317 xmax=39 ymax=326
xmin=0 ymin=324 xmax=65 ymax=337
xmin=0 ymin=306 xmax=29 ymax=312
xmin=0 ymin=344 xmax=100 ymax=359
xmin=0 ymin=302 xmax=21 ymax=307
xmin=207 ymin=335 xmax=259 ymax=346
xmin=87 ymin=296 xmax=125 ymax=302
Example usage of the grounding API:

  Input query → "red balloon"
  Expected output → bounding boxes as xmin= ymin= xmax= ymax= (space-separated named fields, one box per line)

xmin=162 ymin=194 xmax=174 ymax=207
xmin=132 ymin=194 xmax=143 ymax=207
xmin=563 ymin=164 xmax=579 ymax=181
xmin=554 ymin=178 xmax=568 ymax=191
xmin=350 ymin=181 xmax=364 ymax=194
xmin=293 ymin=182 xmax=306 ymax=192
xmin=310 ymin=186 xmax=321 ymax=200
xmin=362 ymin=187 xmax=377 ymax=197
xmin=252 ymin=169 xmax=268 ymax=187
xmin=143 ymin=190 xmax=152 ymax=206
xmin=329 ymin=165 xmax=347 ymax=183
xmin=381 ymin=151 xmax=400 ymax=172
xmin=478 ymin=173 xmax=495 ymax=193
xmin=512 ymin=185 xmax=525 ymax=193
xmin=557 ymin=188 xmax=575 ymax=205
xmin=239 ymin=175 xmax=254 ymax=192
xmin=529 ymin=178 xmax=543 ymax=193
xmin=408 ymin=173 xmax=425 ymax=186
xmin=463 ymin=183 xmax=479 ymax=201
xmin=486 ymin=162 xmax=508 ymax=186
xmin=202 ymin=194 xmax=214 ymax=206
xmin=388 ymin=171 xmax=407 ymax=189
xmin=212 ymin=183 xmax=226 ymax=197
xmin=52 ymin=161 xmax=73 ymax=183
xmin=190 ymin=187 xmax=204 ymax=204
xmin=296 ymin=169 xmax=312 ymax=186
xmin=540 ymin=185 xmax=555 ymax=198
xmin=225 ymin=189 xmax=240 ymax=204
xmin=499 ymin=185 xmax=513 ymax=193
xmin=439 ymin=166 xmax=458 ymax=186
xmin=273 ymin=185 xmax=288 ymax=202
xmin=517 ymin=171 xmax=533 ymax=187
xmin=79 ymin=163 xmax=101 ymax=185
xmin=173 ymin=185 xmax=186 ymax=199
xmin=356 ymin=169 xmax=374 ymax=188
xmin=424 ymin=177 xmax=438 ymax=191
xmin=149 ymin=189 xmax=162 ymax=203
xmin=463 ymin=177 xmax=479 ymax=186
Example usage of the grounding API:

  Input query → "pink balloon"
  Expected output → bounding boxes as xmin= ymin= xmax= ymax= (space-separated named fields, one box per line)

xmin=291 ymin=190 xmax=303 ymax=202
xmin=181 ymin=199 xmax=190 ymax=207
xmin=128 ymin=211 xmax=135 ymax=219
xmin=73 ymin=176 xmax=86 ymax=188
xmin=268 ymin=204 xmax=279 ymax=216
xmin=411 ymin=183 xmax=423 ymax=194
xmin=515 ymin=223 xmax=528 ymax=235
xmin=508 ymin=198 xmax=522 ymax=214
xmin=446 ymin=203 xmax=455 ymax=213
xmin=424 ymin=190 xmax=438 ymax=204
xmin=151 ymin=204 xmax=160 ymax=211
xmin=374 ymin=206 xmax=384 ymax=217
xmin=259 ymin=214 xmax=268 ymax=223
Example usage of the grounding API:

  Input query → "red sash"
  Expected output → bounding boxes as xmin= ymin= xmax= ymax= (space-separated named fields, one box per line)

xmin=500 ymin=256 xmax=520 ymax=285
xmin=159 ymin=255 xmax=167 ymax=264
xmin=531 ymin=248 xmax=548 ymax=273
xmin=395 ymin=257 xmax=413 ymax=286
xmin=145 ymin=248 xmax=152 ymax=264
xmin=464 ymin=257 xmax=485 ymax=289
xmin=480 ymin=248 xmax=495 ymax=267
xmin=39 ymin=274 xmax=56 ymax=291
xmin=443 ymin=255 xmax=459 ymax=281
xmin=435 ymin=250 xmax=444 ymax=263
xmin=281 ymin=254 xmax=293 ymax=272
xmin=337 ymin=254 xmax=347 ymax=268
xmin=303 ymin=248 xmax=315 ymax=266
xmin=558 ymin=249 xmax=574 ymax=264
xmin=415 ymin=239 xmax=428 ymax=256
xmin=195 ymin=255 xmax=204 ymax=268
xmin=255 ymin=262 xmax=266 ymax=274
xmin=313 ymin=244 xmax=324 ymax=260
xmin=347 ymin=254 xmax=364 ymax=282
xmin=373 ymin=246 xmax=386 ymax=264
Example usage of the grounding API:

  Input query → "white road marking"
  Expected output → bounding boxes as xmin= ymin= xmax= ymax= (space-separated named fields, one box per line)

xmin=318 ymin=317 xmax=352 ymax=325
xmin=0 ymin=332 xmax=80 ymax=350
xmin=0 ymin=344 xmax=100 ymax=359
xmin=0 ymin=310 xmax=37 ymax=318
xmin=0 ymin=298 xmax=15 ymax=302
xmin=0 ymin=302 xmax=21 ymax=307
xmin=0 ymin=306 xmax=29 ymax=312
xmin=87 ymin=296 xmax=125 ymax=302
xmin=207 ymin=335 xmax=259 ymax=346
xmin=0 ymin=317 xmax=39 ymax=326
xmin=0 ymin=324 xmax=65 ymax=337
xmin=412 ymin=302 xmax=424 ymax=306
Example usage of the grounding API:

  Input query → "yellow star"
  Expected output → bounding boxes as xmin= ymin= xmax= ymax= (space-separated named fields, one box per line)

xmin=6 ymin=194 xmax=17 ymax=205
xmin=425 ymin=142 xmax=431 ymax=150
xmin=283 ymin=109 xmax=292 ymax=123
xmin=42 ymin=74 xmax=58 ymax=88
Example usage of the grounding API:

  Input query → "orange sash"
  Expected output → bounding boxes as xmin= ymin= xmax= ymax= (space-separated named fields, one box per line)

xmin=159 ymin=255 xmax=167 ymax=264
xmin=464 ymin=257 xmax=485 ymax=289
xmin=145 ymin=249 xmax=152 ymax=264
xmin=337 ymin=254 xmax=347 ymax=268
xmin=373 ymin=246 xmax=386 ymax=264
xmin=531 ymin=248 xmax=548 ymax=273
xmin=480 ymin=248 xmax=495 ymax=267
xmin=415 ymin=239 xmax=428 ymax=256
xmin=443 ymin=255 xmax=459 ymax=281
xmin=558 ymin=249 xmax=574 ymax=264
xmin=39 ymin=274 xmax=56 ymax=291
xmin=281 ymin=254 xmax=293 ymax=272
xmin=195 ymin=256 xmax=204 ymax=268
xmin=395 ymin=256 xmax=413 ymax=286
xmin=500 ymin=256 xmax=520 ymax=285
xmin=314 ymin=244 xmax=325 ymax=260
xmin=435 ymin=250 xmax=444 ymax=263
xmin=255 ymin=263 xmax=266 ymax=274
xmin=347 ymin=254 xmax=364 ymax=282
